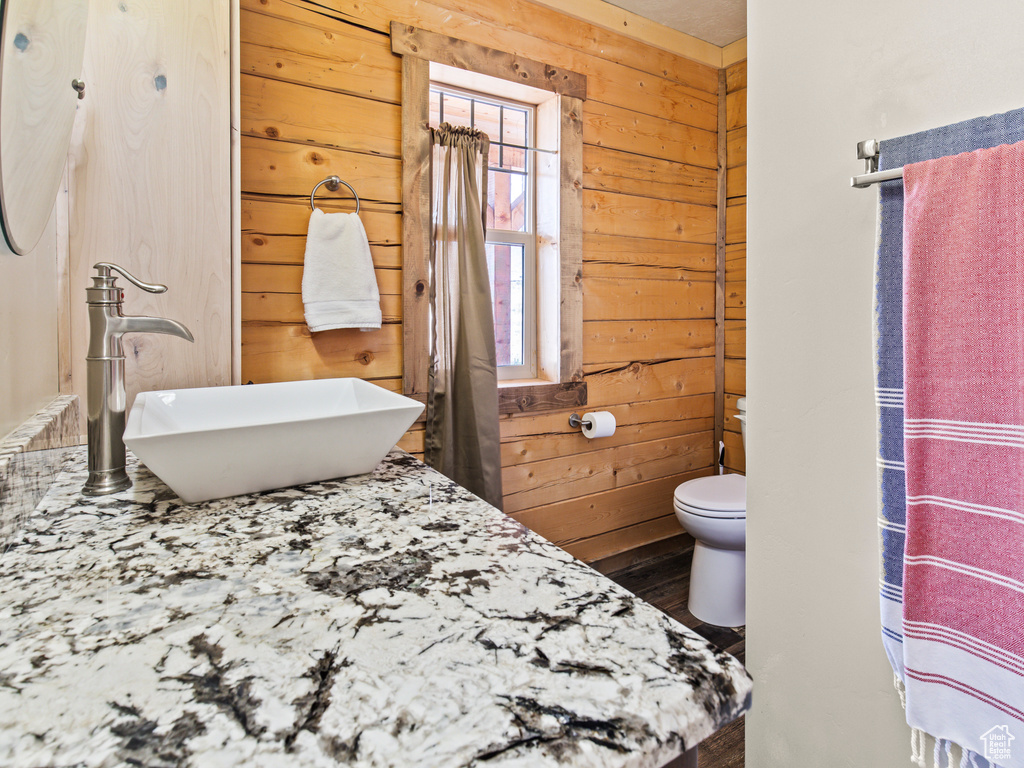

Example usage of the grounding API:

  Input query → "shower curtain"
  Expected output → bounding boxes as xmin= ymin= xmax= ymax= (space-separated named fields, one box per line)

xmin=425 ymin=123 xmax=504 ymax=509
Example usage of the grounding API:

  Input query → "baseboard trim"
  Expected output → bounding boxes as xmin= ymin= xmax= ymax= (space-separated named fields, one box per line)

xmin=589 ymin=532 xmax=693 ymax=575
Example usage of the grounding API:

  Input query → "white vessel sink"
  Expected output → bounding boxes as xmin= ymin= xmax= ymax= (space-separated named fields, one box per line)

xmin=123 ymin=378 xmax=424 ymax=503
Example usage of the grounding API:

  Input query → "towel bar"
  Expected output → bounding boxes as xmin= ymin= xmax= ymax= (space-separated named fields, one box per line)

xmin=310 ymin=175 xmax=361 ymax=213
xmin=850 ymin=138 xmax=905 ymax=188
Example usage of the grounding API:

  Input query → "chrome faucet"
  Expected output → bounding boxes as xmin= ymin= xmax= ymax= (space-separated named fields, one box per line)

xmin=83 ymin=262 xmax=194 ymax=496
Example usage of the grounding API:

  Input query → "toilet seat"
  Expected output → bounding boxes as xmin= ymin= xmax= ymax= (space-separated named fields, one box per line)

xmin=673 ymin=474 xmax=746 ymax=519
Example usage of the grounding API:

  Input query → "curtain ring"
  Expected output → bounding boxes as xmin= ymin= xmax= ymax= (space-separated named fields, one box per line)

xmin=310 ymin=175 xmax=360 ymax=213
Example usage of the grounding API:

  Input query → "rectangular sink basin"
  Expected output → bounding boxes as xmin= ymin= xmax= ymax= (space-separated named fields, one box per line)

xmin=124 ymin=378 xmax=424 ymax=503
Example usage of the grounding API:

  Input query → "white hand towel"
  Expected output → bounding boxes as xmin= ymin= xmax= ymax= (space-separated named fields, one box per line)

xmin=301 ymin=208 xmax=381 ymax=332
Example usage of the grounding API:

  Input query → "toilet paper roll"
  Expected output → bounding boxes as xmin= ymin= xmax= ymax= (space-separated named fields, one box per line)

xmin=581 ymin=411 xmax=616 ymax=439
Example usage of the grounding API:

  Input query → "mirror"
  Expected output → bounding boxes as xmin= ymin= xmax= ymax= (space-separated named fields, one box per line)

xmin=0 ymin=0 xmax=88 ymax=254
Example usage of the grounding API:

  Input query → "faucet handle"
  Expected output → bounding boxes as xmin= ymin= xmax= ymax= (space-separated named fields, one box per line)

xmin=93 ymin=262 xmax=168 ymax=294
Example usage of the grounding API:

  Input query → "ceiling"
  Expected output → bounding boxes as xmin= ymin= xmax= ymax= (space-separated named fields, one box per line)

xmin=606 ymin=0 xmax=746 ymax=47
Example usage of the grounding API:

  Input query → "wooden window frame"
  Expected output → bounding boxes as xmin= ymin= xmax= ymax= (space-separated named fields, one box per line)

xmin=392 ymin=23 xmax=587 ymax=414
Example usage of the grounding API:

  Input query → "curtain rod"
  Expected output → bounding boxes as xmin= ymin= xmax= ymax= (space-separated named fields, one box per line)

xmin=850 ymin=138 xmax=905 ymax=188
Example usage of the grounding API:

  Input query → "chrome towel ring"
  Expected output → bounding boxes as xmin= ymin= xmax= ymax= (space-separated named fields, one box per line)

xmin=310 ymin=175 xmax=360 ymax=213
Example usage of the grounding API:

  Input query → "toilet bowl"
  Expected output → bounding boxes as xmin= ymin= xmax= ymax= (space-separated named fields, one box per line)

xmin=672 ymin=397 xmax=747 ymax=627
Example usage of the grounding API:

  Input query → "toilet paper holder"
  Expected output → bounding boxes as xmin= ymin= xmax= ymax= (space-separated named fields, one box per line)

xmin=568 ymin=413 xmax=592 ymax=430
xmin=569 ymin=410 xmax=616 ymax=438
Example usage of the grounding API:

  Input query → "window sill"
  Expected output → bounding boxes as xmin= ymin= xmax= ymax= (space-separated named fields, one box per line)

xmin=497 ymin=379 xmax=587 ymax=414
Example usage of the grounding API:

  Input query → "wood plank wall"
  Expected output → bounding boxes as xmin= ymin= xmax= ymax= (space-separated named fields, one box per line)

xmin=238 ymin=0 xmax=723 ymax=561
xmin=723 ymin=60 xmax=747 ymax=473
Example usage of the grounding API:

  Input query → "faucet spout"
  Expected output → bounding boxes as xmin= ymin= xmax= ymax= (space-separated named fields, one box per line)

xmin=114 ymin=315 xmax=195 ymax=343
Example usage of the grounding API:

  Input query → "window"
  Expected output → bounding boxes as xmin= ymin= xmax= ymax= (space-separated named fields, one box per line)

xmin=393 ymin=24 xmax=587 ymax=413
xmin=429 ymin=84 xmax=537 ymax=379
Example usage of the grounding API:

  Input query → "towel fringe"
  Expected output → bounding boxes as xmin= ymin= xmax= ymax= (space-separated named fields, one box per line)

xmin=896 ymin=674 xmax=908 ymax=707
xmin=901 ymin=679 xmax=937 ymax=768
xmin=911 ymin=728 xmax=927 ymax=767
xmin=898 ymin=675 xmax=928 ymax=768
xmin=936 ymin=738 xmax=954 ymax=768
xmin=895 ymin=675 xmax=989 ymax=768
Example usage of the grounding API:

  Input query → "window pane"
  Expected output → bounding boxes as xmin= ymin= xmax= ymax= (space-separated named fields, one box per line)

xmin=501 ymin=146 xmax=527 ymax=172
xmin=501 ymin=107 xmax=528 ymax=171
xmin=486 ymin=242 xmax=525 ymax=368
xmin=474 ymin=100 xmax=500 ymax=142
xmin=441 ymin=93 xmax=472 ymax=129
xmin=502 ymin=106 xmax=527 ymax=146
xmin=429 ymin=83 xmax=537 ymax=377
xmin=488 ymin=170 xmax=527 ymax=233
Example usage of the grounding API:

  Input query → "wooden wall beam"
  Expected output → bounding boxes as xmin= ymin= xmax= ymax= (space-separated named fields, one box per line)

xmin=244 ymin=0 xmax=718 ymax=129
xmin=502 ymin=431 xmax=713 ymax=513
xmin=499 ymin=392 xmax=711 ymax=439
xmin=583 ymin=320 xmax=715 ymax=365
xmin=583 ymin=102 xmax=717 ymax=169
xmin=400 ymin=56 xmax=432 ymax=396
xmin=561 ymin=515 xmax=684 ymax=568
xmin=501 ymin=395 xmax=713 ymax=465
xmin=583 ymin=190 xmax=717 ymax=243
xmin=511 ymin=472 xmax=704 ymax=547
xmin=714 ymin=67 xmax=727 ymax=468
xmin=241 ymin=0 xmax=717 ymax=93
xmin=583 ymin=145 xmax=717 ymax=207
xmin=559 ymin=95 xmax=584 ymax=382
xmin=586 ymin=358 xmax=715 ymax=405
xmin=498 ymin=381 xmax=587 ymax=414
xmin=723 ymin=60 xmax=747 ymax=474
xmin=390 ymin=23 xmax=587 ymax=100
xmin=240 ymin=7 xmax=401 ymax=103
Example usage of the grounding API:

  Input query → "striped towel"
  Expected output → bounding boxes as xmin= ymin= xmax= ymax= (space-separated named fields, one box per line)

xmin=875 ymin=108 xmax=1024 ymax=688
xmin=901 ymin=140 xmax=1024 ymax=768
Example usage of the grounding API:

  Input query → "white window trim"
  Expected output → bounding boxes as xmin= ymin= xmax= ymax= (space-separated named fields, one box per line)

xmin=486 ymin=230 xmax=537 ymax=379
xmin=429 ymin=80 xmax=541 ymax=380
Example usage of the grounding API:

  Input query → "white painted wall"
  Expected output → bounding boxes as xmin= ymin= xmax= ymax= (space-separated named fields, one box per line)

xmin=746 ymin=1 xmax=1024 ymax=764
xmin=0 ymin=217 xmax=59 ymax=440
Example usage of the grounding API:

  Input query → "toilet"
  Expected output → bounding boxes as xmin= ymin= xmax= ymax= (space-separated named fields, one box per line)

xmin=672 ymin=397 xmax=746 ymax=627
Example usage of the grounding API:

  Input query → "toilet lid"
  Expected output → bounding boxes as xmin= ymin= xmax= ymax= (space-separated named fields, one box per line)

xmin=674 ymin=474 xmax=746 ymax=513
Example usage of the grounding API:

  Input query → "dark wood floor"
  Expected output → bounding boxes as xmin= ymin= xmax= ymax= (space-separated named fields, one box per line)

xmin=600 ymin=539 xmax=745 ymax=768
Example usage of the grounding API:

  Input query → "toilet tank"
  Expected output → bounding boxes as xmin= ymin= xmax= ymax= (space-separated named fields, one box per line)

xmin=736 ymin=397 xmax=747 ymax=450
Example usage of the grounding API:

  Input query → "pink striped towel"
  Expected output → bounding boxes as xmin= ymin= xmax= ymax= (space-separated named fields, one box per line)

xmin=902 ymin=140 xmax=1024 ymax=767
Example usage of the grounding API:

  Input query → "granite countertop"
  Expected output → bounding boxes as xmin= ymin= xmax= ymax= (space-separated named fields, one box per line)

xmin=0 ymin=448 xmax=751 ymax=768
